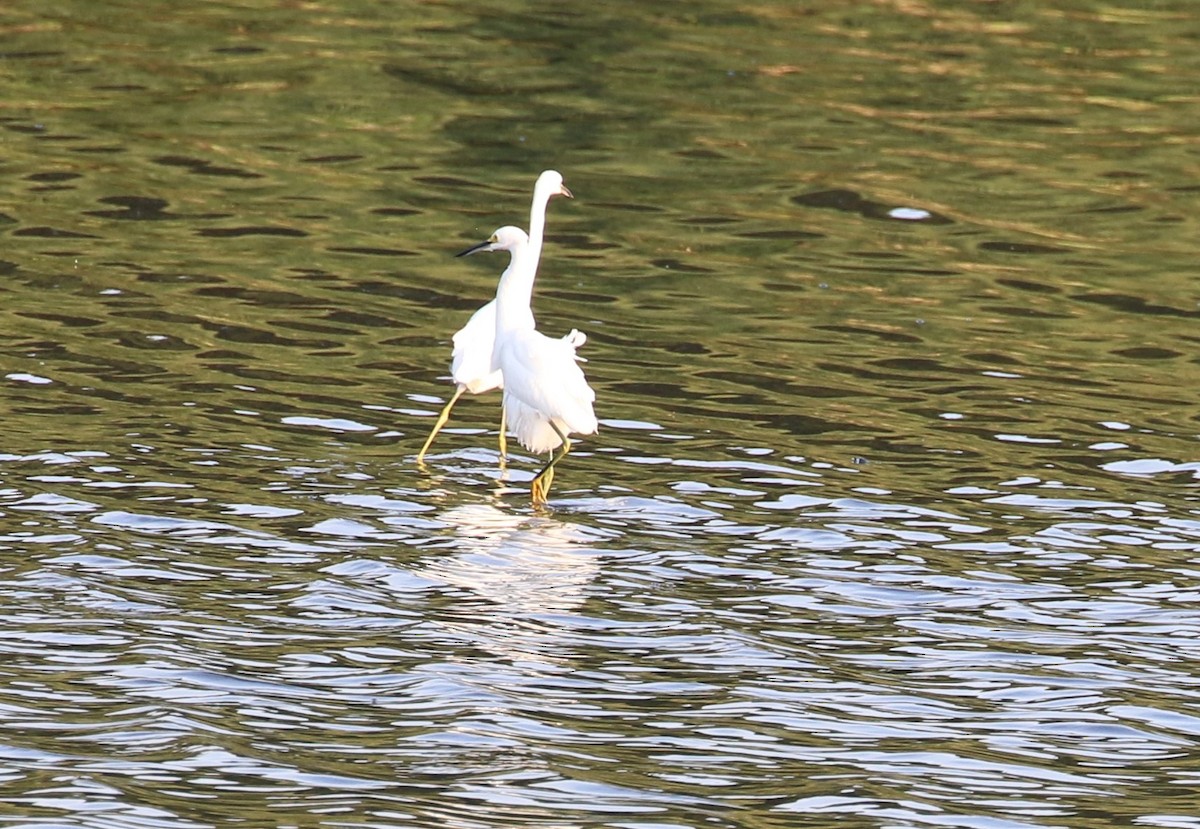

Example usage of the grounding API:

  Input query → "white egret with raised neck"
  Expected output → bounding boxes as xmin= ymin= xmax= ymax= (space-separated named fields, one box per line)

xmin=457 ymin=210 xmax=596 ymax=503
xmin=416 ymin=170 xmax=573 ymax=462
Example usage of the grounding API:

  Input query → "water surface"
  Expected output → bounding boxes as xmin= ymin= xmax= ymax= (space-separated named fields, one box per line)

xmin=2 ymin=2 xmax=1200 ymax=828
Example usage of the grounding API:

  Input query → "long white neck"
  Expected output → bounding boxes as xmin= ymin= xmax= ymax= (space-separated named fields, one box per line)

xmin=525 ymin=182 xmax=554 ymax=283
xmin=493 ymin=180 xmax=556 ymax=340
xmin=492 ymin=177 xmax=560 ymax=372
xmin=494 ymin=242 xmax=537 ymax=339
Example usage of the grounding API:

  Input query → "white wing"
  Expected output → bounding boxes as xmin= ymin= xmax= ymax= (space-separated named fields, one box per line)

xmin=561 ymin=328 xmax=587 ymax=361
xmin=450 ymin=300 xmax=502 ymax=394
xmin=500 ymin=329 xmax=597 ymax=454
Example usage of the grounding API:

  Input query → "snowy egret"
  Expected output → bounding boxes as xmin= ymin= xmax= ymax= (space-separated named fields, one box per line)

xmin=416 ymin=170 xmax=573 ymax=462
xmin=458 ymin=222 xmax=597 ymax=503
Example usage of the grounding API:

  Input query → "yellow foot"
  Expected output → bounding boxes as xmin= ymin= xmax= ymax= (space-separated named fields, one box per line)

xmin=528 ymin=431 xmax=569 ymax=506
xmin=530 ymin=473 xmax=549 ymax=506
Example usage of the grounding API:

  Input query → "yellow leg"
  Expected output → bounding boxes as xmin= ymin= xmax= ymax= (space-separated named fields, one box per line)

xmin=530 ymin=422 xmax=570 ymax=505
xmin=498 ymin=402 xmax=508 ymax=462
xmin=416 ymin=385 xmax=465 ymax=463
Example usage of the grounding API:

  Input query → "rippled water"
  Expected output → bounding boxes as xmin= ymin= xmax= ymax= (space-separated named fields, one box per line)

xmin=3 ymin=2 xmax=1200 ymax=828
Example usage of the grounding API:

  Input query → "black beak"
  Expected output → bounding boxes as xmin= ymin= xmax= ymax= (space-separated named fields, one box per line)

xmin=455 ymin=239 xmax=494 ymax=258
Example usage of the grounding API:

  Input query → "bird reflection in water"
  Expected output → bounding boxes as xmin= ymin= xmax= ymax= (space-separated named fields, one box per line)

xmin=417 ymin=503 xmax=611 ymax=617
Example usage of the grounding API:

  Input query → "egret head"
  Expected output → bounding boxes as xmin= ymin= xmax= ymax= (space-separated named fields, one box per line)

xmin=536 ymin=169 xmax=573 ymax=200
xmin=455 ymin=225 xmax=529 ymax=257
